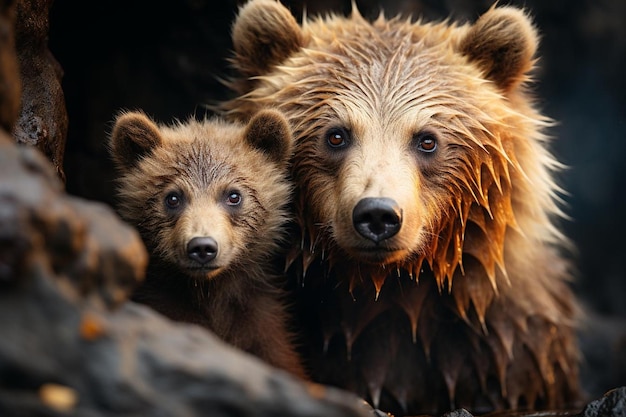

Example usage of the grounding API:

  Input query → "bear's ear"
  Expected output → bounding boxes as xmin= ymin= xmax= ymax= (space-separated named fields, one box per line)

xmin=109 ymin=111 xmax=162 ymax=169
xmin=231 ymin=0 xmax=305 ymax=78
xmin=459 ymin=6 xmax=538 ymax=93
xmin=244 ymin=109 xmax=292 ymax=164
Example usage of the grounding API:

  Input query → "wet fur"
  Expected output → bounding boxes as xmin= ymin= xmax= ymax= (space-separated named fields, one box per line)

xmin=108 ymin=110 xmax=306 ymax=378
xmin=220 ymin=1 xmax=583 ymax=415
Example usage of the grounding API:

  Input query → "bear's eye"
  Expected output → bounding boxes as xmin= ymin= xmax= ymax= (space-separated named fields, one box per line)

xmin=326 ymin=127 xmax=350 ymax=149
xmin=414 ymin=131 xmax=438 ymax=153
xmin=165 ymin=192 xmax=183 ymax=210
xmin=226 ymin=192 xmax=242 ymax=206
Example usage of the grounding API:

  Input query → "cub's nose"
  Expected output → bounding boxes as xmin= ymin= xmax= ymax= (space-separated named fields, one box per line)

xmin=352 ymin=197 xmax=402 ymax=243
xmin=187 ymin=236 xmax=218 ymax=264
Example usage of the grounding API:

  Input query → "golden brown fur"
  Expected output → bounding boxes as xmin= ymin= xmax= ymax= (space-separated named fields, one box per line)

xmin=220 ymin=1 xmax=583 ymax=415
xmin=108 ymin=109 xmax=306 ymax=379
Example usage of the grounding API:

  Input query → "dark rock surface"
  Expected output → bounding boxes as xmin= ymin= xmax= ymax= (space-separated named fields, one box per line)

xmin=0 ymin=0 xmax=20 ymax=131
xmin=13 ymin=0 xmax=68 ymax=182
xmin=577 ymin=387 xmax=626 ymax=417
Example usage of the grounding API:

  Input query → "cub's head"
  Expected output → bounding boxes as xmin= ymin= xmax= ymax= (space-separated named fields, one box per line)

xmin=224 ymin=1 xmax=563 ymax=292
xmin=108 ymin=109 xmax=293 ymax=280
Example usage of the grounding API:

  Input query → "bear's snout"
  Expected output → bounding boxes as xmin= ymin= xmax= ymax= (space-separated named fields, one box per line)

xmin=352 ymin=197 xmax=402 ymax=243
xmin=187 ymin=236 xmax=218 ymax=265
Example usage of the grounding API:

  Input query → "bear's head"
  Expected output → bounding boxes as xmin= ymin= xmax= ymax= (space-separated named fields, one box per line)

xmin=223 ymin=1 xmax=565 ymax=297
xmin=108 ymin=109 xmax=293 ymax=280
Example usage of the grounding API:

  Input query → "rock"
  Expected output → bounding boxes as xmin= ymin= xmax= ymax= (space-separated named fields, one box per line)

xmin=577 ymin=387 xmax=626 ymax=417
xmin=442 ymin=409 xmax=474 ymax=417
xmin=0 ymin=0 xmax=20 ymax=131
xmin=13 ymin=0 xmax=68 ymax=182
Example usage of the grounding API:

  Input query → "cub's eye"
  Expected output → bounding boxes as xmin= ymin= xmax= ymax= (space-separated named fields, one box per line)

xmin=415 ymin=131 xmax=438 ymax=153
xmin=326 ymin=127 xmax=350 ymax=149
xmin=226 ymin=191 xmax=242 ymax=206
xmin=165 ymin=192 xmax=183 ymax=209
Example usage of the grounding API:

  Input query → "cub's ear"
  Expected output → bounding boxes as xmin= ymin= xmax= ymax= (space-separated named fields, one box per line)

xmin=459 ymin=6 xmax=538 ymax=93
xmin=231 ymin=0 xmax=305 ymax=78
xmin=109 ymin=111 xmax=162 ymax=170
xmin=244 ymin=109 xmax=292 ymax=164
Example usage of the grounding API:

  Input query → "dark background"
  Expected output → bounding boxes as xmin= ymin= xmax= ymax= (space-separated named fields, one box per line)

xmin=48 ymin=0 xmax=626 ymax=399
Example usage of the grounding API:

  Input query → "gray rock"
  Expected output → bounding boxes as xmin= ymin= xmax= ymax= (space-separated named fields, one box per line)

xmin=578 ymin=387 xmax=626 ymax=417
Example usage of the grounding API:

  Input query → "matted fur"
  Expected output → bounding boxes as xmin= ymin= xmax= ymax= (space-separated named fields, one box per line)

xmin=108 ymin=109 xmax=306 ymax=378
xmin=220 ymin=1 xmax=582 ymax=415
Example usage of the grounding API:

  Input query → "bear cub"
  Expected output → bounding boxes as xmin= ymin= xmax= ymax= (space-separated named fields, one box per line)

xmin=108 ymin=109 xmax=306 ymax=378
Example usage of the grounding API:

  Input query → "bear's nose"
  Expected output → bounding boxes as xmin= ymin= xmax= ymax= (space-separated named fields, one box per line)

xmin=352 ymin=197 xmax=402 ymax=243
xmin=187 ymin=236 xmax=218 ymax=264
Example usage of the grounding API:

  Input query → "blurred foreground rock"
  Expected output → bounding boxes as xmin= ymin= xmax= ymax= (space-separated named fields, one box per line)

xmin=0 ymin=135 xmax=377 ymax=417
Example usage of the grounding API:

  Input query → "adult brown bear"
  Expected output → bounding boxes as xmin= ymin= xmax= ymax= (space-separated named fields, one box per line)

xmin=220 ymin=1 xmax=583 ymax=415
